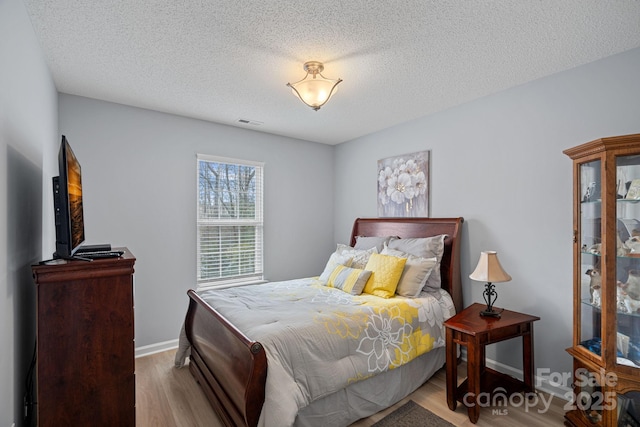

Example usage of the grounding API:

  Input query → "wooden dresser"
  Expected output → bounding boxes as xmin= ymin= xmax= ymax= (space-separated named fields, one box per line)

xmin=31 ymin=248 xmax=136 ymax=427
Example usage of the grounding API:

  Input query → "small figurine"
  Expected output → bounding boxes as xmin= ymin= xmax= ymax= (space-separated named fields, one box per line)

xmin=627 ymin=270 xmax=640 ymax=301
xmin=586 ymin=268 xmax=601 ymax=307
xmin=627 ymin=297 xmax=640 ymax=314
xmin=618 ymin=233 xmax=630 ymax=256
xmin=626 ymin=229 xmax=640 ymax=253
xmin=625 ymin=235 xmax=640 ymax=253
xmin=617 ymin=282 xmax=630 ymax=313
xmin=588 ymin=244 xmax=601 ymax=255
xmin=583 ymin=182 xmax=597 ymax=202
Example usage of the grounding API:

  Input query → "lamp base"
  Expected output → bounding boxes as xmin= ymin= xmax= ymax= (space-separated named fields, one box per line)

xmin=480 ymin=308 xmax=502 ymax=318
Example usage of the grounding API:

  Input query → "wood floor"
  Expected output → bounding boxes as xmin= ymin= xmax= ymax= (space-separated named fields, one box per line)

xmin=136 ymin=349 xmax=566 ymax=426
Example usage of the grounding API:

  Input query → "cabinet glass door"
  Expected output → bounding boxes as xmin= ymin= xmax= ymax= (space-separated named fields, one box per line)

xmin=616 ymin=155 xmax=640 ymax=370
xmin=580 ymin=159 xmax=602 ymax=358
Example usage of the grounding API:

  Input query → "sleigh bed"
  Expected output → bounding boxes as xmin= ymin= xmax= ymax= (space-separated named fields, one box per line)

xmin=178 ymin=217 xmax=464 ymax=427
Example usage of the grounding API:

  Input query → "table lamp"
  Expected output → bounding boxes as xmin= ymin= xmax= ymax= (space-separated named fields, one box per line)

xmin=469 ymin=251 xmax=512 ymax=317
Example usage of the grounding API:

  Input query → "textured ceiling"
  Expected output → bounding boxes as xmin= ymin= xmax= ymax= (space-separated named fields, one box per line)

xmin=23 ymin=0 xmax=640 ymax=145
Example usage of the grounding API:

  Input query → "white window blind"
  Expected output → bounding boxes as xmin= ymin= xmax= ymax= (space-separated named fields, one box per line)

xmin=197 ymin=154 xmax=264 ymax=289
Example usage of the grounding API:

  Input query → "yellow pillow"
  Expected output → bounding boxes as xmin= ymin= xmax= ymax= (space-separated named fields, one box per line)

xmin=363 ymin=253 xmax=407 ymax=298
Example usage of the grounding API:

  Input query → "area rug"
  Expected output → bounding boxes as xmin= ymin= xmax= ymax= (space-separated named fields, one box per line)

xmin=372 ymin=400 xmax=456 ymax=427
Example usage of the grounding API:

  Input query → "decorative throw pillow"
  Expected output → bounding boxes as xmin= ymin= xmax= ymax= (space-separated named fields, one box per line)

xmin=362 ymin=253 xmax=407 ymax=298
xmin=354 ymin=235 xmax=398 ymax=252
xmin=388 ymin=234 xmax=447 ymax=289
xmin=326 ymin=265 xmax=372 ymax=295
xmin=318 ymin=252 xmax=353 ymax=283
xmin=336 ymin=244 xmax=378 ymax=269
xmin=381 ymin=246 xmax=437 ymax=296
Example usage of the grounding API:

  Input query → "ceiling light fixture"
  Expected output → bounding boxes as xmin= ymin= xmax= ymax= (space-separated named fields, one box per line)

xmin=287 ymin=61 xmax=342 ymax=111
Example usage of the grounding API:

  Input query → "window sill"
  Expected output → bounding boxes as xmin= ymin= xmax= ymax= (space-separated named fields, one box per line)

xmin=197 ymin=279 xmax=267 ymax=291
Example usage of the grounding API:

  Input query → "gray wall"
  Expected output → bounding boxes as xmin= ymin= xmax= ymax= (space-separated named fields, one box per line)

xmin=58 ymin=94 xmax=335 ymax=347
xmin=1 ymin=0 xmax=59 ymax=425
xmin=334 ymin=47 xmax=640 ymax=389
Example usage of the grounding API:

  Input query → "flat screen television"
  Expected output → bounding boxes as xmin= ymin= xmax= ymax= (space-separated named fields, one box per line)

xmin=53 ymin=135 xmax=86 ymax=258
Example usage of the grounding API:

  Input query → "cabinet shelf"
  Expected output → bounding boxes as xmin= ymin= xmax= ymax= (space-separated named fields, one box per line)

xmin=580 ymin=199 xmax=640 ymax=204
xmin=581 ymin=299 xmax=640 ymax=319
xmin=581 ymin=250 xmax=640 ymax=259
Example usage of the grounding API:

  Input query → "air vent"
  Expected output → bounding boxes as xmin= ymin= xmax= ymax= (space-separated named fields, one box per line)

xmin=237 ymin=118 xmax=263 ymax=126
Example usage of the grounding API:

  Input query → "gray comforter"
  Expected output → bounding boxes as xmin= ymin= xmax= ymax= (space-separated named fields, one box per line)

xmin=176 ymin=277 xmax=455 ymax=426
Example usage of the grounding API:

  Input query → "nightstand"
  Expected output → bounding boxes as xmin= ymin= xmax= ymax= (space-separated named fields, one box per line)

xmin=444 ymin=303 xmax=540 ymax=423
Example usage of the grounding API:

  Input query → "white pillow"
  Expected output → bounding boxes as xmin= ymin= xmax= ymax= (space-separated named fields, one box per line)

xmin=336 ymin=244 xmax=378 ymax=269
xmin=382 ymin=246 xmax=437 ymax=296
xmin=387 ymin=234 xmax=447 ymax=289
xmin=354 ymin=235 xmax=398 ymax=252
xmin=318 ymin=252 xmax=353 ymax=283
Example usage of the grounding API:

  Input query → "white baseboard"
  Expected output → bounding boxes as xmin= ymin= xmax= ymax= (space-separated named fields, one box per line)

xmin=460 ymin=348 xmax=570 ymax=400
xmin=135 ymin=339 xmax=178 ymax=358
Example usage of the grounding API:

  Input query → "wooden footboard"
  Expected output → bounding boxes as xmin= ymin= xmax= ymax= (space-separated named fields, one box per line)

xmin=185 ymin=290 xmax=267 ymax=427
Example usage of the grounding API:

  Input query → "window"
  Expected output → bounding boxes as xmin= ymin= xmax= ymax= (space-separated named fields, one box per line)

xmin=197 ymin=154 xmax=263 ymax=288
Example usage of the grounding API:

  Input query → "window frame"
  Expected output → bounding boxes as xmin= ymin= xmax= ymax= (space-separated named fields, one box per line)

xmin=196 ymin=154 xmax=264 ymax=290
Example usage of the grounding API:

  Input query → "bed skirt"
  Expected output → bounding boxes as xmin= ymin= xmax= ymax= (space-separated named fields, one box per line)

xmin=288 ymin=347 xmax=446 ymax=427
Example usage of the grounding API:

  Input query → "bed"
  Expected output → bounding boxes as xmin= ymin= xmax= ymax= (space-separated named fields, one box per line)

xmin=178 ymin=217 xmax=464 ymax=427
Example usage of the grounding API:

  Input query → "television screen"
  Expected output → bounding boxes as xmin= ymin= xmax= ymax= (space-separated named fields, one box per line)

xmin=53 ymin=135 xmax=85 ymax=258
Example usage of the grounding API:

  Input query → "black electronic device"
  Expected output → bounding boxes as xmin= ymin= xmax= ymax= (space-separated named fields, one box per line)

xmin=75 ymin=244 xmax=112 ymax=254
xmin=79 ymin=250 xmax=125 ymax=260
xmin=53 ymin=136 xmax=86 ymax=258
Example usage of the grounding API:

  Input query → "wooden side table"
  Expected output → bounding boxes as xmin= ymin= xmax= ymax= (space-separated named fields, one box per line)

xmin=444 ymin=303 xmax=540 ymax=423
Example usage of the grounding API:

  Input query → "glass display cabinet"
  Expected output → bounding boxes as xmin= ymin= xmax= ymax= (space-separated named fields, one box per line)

xmin=564 ymin=134 xmax=640 ymax=427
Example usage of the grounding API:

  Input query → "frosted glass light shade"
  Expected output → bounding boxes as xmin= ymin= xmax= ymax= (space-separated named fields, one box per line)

xmin=287 ymin=61 xmax=342 ymax=111
xmin=469 ymin=251 xmax=512 ymax=283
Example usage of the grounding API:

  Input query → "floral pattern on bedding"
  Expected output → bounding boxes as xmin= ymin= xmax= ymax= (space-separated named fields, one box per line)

xmin=317 ymin=298 xmax=442 ymax=376
xmin=356 ymin=305 xmax=434 ymax=373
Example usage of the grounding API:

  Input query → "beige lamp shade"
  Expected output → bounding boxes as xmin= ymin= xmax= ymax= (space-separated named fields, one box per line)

xmin=287 ymin=61 xmax=342 ymax=111
xmin=469 ymin=251 xmax=512 ymax=283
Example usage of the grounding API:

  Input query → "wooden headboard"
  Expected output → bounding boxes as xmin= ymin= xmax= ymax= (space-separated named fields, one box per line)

xmin=350 ymin=217 xmax=464 ymax=313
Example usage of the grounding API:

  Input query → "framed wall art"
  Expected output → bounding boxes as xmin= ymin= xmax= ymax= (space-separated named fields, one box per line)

xmin=377 ymin=150 xmax=430 ymax=217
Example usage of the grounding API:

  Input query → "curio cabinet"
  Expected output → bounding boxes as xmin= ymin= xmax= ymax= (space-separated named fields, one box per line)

xmin=564 ymin=134 xmax=640 ymax=427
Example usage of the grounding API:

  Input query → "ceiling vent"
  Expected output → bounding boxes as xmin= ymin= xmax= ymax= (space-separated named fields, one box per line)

xmin=237 ymin=118 xmax=263 ymax=126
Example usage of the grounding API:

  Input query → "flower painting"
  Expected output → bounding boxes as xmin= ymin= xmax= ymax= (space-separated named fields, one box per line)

xmin=377 ymin=151 xmax=429 ymax=217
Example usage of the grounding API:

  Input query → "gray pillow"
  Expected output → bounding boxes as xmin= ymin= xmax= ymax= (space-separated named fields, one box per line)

xmin=354 ymin=235 xmax=398 ymax=252
xmin=336 ymin=244 xmax=378 ymax=269
xmin=387 ymin=234 xmax=447 ymax=289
